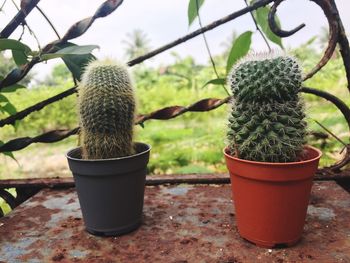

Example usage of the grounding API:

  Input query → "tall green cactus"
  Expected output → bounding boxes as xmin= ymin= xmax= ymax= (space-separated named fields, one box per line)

xmin=227 ymin=53 xmax=307 ymax=162
xmin=78 ymin=59 xmax=136 ymax=159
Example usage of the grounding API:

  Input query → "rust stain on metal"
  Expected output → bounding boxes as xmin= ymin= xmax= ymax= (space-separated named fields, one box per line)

xmin=0 ymin=182 xmax=349 ymax=262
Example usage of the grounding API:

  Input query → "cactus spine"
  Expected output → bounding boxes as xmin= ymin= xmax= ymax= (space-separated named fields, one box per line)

xmin=78 ymin=59 xmax=136 ymax=159
xmin=227 ymin=53 xmax=307 ymax=162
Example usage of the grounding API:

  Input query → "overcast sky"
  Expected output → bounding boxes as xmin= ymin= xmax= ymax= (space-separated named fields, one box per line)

xmin=1 ymin=0 xmax=349 ymax=80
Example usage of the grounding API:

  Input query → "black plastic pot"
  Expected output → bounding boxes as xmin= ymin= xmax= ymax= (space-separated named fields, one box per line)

xmin=66 ymin=142 xmax=151 ymax=236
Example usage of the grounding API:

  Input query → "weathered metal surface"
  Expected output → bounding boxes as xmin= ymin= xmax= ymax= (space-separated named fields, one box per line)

xmin=0 ymin=174 xmax=230 ymax=189
xmin=0 ymin=181 xmax=349 ymax=262
xmin=1 ymin=172 xmax=350 ymax=189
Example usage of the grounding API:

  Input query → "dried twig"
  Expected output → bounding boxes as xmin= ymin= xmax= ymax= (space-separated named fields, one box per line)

xmin=10 ymin=0 xmax=41 ymax=50
xmin=127 ymin=0 xmax=274 ymax=66
xmin=0 ymin=0 xmax=124 ymax=91
xmin=35 ymin=5 xmax=61 ymax=39
xmin=0 ymin=0 xmax=40 ymax=38
xmin=195 ymin=0 xmax=229 ymax=95
xmin=243 ymin=0 xmax=271 ymax=51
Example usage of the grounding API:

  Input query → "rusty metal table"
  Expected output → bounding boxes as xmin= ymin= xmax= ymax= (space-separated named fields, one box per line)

xmin=0 ymin=181 xmax=350 ymax=262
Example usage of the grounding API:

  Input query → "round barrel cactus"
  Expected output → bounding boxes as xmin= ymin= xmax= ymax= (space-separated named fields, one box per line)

xmin=78 ymin=59 xmax=136 ymax=159
xmin=227 ymin=53 xmax=307 ymax=162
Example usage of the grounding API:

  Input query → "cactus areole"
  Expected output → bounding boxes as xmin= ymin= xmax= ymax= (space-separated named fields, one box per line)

xmin=66 ymin=59 xmax=151 ymax=236
xmin=227 ymin=53 xmax=307 ymax=163
xmin=78 ymin=59 xmax=136 ymax=160
xmin=224 ymin=52 xmax=322 ymax=248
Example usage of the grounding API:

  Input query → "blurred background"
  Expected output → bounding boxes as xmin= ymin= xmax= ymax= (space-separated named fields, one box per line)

xmin=1 ymin=0 xmax=349 ymax=178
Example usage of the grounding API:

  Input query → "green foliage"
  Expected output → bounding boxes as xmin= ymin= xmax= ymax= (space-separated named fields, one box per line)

xmin=0 ymin=53 xmax=32 ymax=86
xmin=163 ymin=54 xmax=204 ymax=89
xmin=0 ymin=39 xmax=31 ymax=66
xmin=226 ymin=31 xmax=253 ymax=74
xmin=0 ymin=90 xmax=17 ymax=129
xmin=51 ymin=42 xmax=97 ymax=81
xmin=253 ymin=6 xmax=283 ymax=48
xmin=202 ymin=78 xmax=226 ymax=88
xmin=1 ymin=83 xmax=25 ymax=93
xmin=0 ymin=39 xmax=31 ymax=53
xmin=227 ymin=53 xmax=307 ymax=162
xmin=41 ymin=45 xmax=99 ymax=60
xmin=78 ymin=59 xmax=136 ymax=159
xmin=0 ymin=83 xmax=77 ymax=138
xmin=1 ymin=46 xmax=348 ymax=173
xmin=41 ymin=64 xmax=72 ymax=86
xmin=52 ymin=64 xmax=71 ymax=81
xmin=188 ymin=0 xmax=205 ymax=26
xmin=0 ymin=140 xmax=16 ymax=160
xmin=122 ymin=29 xmax=151 ymax=60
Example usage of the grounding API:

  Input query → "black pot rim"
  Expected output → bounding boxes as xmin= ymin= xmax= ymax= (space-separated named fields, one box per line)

xmin=66 ymin=142 xmax=151 ymax=162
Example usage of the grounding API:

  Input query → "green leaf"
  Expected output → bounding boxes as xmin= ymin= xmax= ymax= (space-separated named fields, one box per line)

xmin=202 ymin=78 xmax=226 ymax=88
xmin=47 ymin=42 xmax=96 ymax=81
xmin=1 ymin=101 xmax=18 ymax=129
xmin=0 ymin=39 xmax=31 ymax=66
xmin=0 ymin=94 xmax=9 ymax=103
xmin=13 ymin=120 xmax=20 ymax=131
xmin=226 ymin=31 xmax=253 ymax=73
xmin=188 ymin=0 xmax=205 ymax=26
xmin=12 ymin=50 xmax=28 ymax=66
xmin=62 ymin=53 xmax=95 ymax=81
xmin=2 ymin=102 xmax=17 ymax=115
xmin=3 ymin=151 xmax=16 ymax=160
xmin=254 ymin=6 xmax=283 ymax=48
xmin=1 ymin=83 xmax=26 ymax=93
xmin=0 ymin=39 xmax=31 ymax=53
xmin=0 ymin=141 xmax=17 ymax=161
xmin=41 ymin=45 xmax=99 ymax=60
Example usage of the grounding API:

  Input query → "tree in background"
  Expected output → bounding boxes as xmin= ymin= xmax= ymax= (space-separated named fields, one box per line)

xmin=122 ymin=29 xmax=151 ymax=60
xmin=159 ymin=52 xmax=204 ymax=91
xmin=39 ymin=64 xmax=72 ymax=86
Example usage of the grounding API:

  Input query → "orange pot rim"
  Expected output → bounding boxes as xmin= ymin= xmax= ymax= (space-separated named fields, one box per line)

xmin=223 ymin=145 xmax=322 ymax=167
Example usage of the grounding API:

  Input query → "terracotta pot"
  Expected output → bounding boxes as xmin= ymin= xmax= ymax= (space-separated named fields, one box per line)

xmin=224 ymin=145 xmax=322 ymax=248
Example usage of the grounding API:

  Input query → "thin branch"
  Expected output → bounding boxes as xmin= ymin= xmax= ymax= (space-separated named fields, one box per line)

xmin=301 ymin=87 xmax=350 ymax=132
xmin=34 ymin=6 xmax=79 ymax=84
xmin=0 ymin=0 xmax=40 ymax=38
xmin=0 ymin=87 xmax=77 ymax=128
xmin=127 ymin=0 xmax=274 ymax=66
xmin=0 ymin=0 xmax=343 ymax=130
xmin=1 ymin=86 xmax=350 ymax=154
xmin=0 ymin=0 xmax=7 ymax=12
xmin=243 ymin=0 xmax=271 ymax=51
xmin=314 ymin=120 xmax=347 ymax=147
xmin=0 ymin=97 xmax=231 ymax=152
xmin=195 ymin=0 xmax=230 ymax=95
xmin=0 ymin=0 xmax=124 ymax=91
xmin=2 ymin=84 xmax=350 ymax=154
xmin=0 ymin=0 xmax=274 ymax=121
xmin=10 ymin=0 xmax=41 ymax=50
xmin=35 ymin=5 xmax=61 ymax=39
xmin=18 ymin=24 xmax=25 ymax=41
